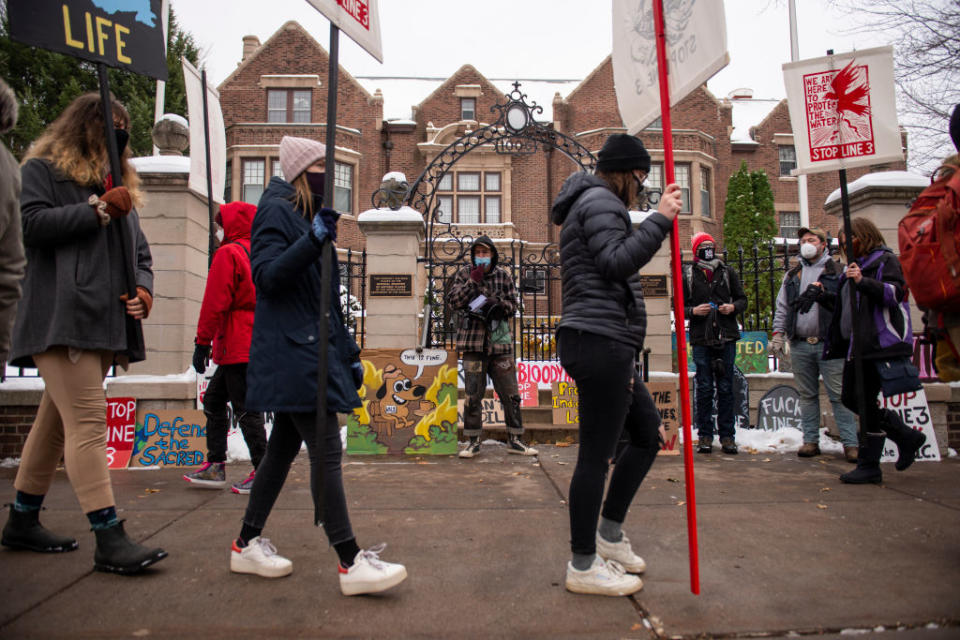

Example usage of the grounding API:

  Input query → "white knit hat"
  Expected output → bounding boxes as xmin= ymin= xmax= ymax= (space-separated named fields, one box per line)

xmin=279 ymin=136 xmax=326 ymax=182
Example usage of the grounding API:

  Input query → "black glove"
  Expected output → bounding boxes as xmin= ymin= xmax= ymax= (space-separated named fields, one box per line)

xmin=793 ymin=284 xmax=824 ymax=314
xmin=193 ymin=343 xmax=211 ymax=374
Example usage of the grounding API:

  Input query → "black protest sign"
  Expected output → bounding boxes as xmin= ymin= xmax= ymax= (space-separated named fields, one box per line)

xmin=756 ymin=385 xmax=802 ymax=431
xmin=7 ymin=0 xmax=168 ymax=80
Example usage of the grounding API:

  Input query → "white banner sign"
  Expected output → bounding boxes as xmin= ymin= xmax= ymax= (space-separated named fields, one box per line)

xmin=878 ymin=388 xmax=941 ymax=463
xmin=782 ymin=46 xmax=903 ymax=175
xmin=182 ymin=57 xmax=226 ymax=204
xmin=612 ymin=0 xmax=729 ymax=134
xmin=305 ymin=0 xmax=383 ymax=63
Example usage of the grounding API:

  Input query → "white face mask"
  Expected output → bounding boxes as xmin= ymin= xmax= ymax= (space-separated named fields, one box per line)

xmin=215 ymin=229 xmax=224 ymax=243
xmin=800 ymin=242 xmax=818 ymax=260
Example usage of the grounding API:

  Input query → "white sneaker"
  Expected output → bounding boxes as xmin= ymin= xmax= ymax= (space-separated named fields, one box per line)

xmin=339 ymin=543 xmax=408 ymax=596
xmin=230 ymin=536 xmax=293 ymax=578
xmin=565 ymin=556 xmax=643 ymax=596
xmin=596 ymin=532 xmax=646 ymax=573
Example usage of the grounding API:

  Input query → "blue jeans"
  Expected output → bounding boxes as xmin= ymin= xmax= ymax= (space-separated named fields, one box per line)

xmin=790 ymin=339 xmax=858 ymax=447
xmin=692 ymin=342 xmax=737 ymax=440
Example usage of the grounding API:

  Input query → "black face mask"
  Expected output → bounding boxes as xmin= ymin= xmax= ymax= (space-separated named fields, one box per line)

xmin=114 ymin=129 xmax=130 ymax=157
xmin=306 ymin=172 xmax=326 ymax=202
xmin=697 ymin=247 xmax=716 ymax=261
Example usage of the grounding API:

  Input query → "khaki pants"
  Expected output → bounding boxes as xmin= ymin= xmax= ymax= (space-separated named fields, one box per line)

xmin=14 ymin=347 xmax=115 ymax=513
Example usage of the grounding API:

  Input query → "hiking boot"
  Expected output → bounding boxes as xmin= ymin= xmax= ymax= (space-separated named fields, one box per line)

xmin=506 ymin=435 xmax=538 ymax=456
xmin=93 ymin=520 xmax=167 ymax=575
xmin=458 ymin=437 xmax=482 ymax=459
xmin=881 ymin=410 xmax=926 ymax=471
xmin=183 ymin=462 xmax=226 ymax=488
xmin=797 ymin=442 xmax=821 ymax=457
xmin=230 ymin=536 xmax=292 ymax=578
xmin=231 ymin=469 xmax=256 ymax=495
xmin=339 ymin=543 xmax=407 ymax=596
xmin=840 ymin=434 xmax=884 ymax=485
xmin=720 ymin=438 xmax=738 ymax=455
xmin=596 ymin=532 xmax=646 ymax=574
xmin=565 ymin=556 xmax=643 ymax=596
xmin=697 ymin=436 xmax=713 ymax=454
xmin=844 ymin=446 xmax=859 ymax=463
xmin=2 ymin=506 xmax=78 ymax=553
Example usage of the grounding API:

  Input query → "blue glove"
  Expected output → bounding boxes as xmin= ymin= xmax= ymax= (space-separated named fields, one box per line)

xmin=310 ymin=207 xmax=340 ymax=246
xmin=351 ymin=361 xmax=364 ymax=389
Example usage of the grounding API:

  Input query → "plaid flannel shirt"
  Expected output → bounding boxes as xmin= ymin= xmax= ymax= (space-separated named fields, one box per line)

xmin=447 ymin=264 xmax=517 ymax=356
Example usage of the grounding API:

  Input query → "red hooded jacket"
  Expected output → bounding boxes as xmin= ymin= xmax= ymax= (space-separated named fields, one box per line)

xmin=195 ymin=202 xmax=257 ymax=365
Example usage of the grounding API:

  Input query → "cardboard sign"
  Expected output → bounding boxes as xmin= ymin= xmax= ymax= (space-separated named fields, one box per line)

xmin=105 ymin=397 xmax=137 ymax=469
xmin=552 ymin=381 xmax=579 ymax=425
xmin=183 ymin=58 xmax=226 ymax=204
xmin=305 ymin=0 xmax=383 ymax=63
xmin=349 ymin=348 xmax=458 ymax=455
xmin=757 ymin=385 xmax=803 ymax=431
xmin=672 ymin=331 xmax=769 ymax=374
xmin=130 ymin=409 xmax=207 ymax=468
xmin=518 ymin=379 xmax=538 ymax=407
xmin=648 ymin=381 xmax=680 ymax=455
xmin=879 ymin=389 xmax=941 ymax=463
xmin=457 ymin=397 xmax=506 ymax=427
xmin=7 ymin=0 xmax=168 ymax=80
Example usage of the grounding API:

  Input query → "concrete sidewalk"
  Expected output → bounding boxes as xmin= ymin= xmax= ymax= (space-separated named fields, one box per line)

xmin=0 ymin=445 xmax=958 ymax=639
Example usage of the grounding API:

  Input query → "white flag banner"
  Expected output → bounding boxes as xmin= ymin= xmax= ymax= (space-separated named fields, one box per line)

xmin=305 ymin=0 xmax=383 ymax=63
xmin=612 ymin=0 xmax=729 ymax=134
xmin=182 ymin=57 xmax=226 ymax=204
xmin=782 ymin=46 xmax=902 ymax=175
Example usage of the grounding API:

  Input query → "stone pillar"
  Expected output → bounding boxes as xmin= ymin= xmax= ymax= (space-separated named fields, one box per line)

xmin=357 ymin=206 xmax=425 ymax=349
xmin=631 ymin=211 xmax=674 ymax=372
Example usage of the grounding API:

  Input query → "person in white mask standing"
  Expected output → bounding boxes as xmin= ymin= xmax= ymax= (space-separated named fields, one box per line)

xmin=769 ymin=227 xmax=858 ymax=462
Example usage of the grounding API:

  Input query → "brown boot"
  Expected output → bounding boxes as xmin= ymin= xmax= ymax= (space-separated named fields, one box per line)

xmin=844 ymin=446 xmax=859 ymax=463
xmin=797 ymin=442 xmax=820 ymax=457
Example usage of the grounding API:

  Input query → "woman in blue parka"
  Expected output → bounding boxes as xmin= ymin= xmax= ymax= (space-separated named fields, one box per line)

xmin=229 ymin=136 xmax=407 ymax=596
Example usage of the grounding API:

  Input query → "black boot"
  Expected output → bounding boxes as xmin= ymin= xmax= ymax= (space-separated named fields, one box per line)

xmin=839 ymin=434 xmax=885 ymax=485
xmin=1 ymin=505 xmax=79 ymax=553
xmin=93 ymin=520 xmax=167 ymax=574
xmin=881 ymin=410 xmax=926 ymax=471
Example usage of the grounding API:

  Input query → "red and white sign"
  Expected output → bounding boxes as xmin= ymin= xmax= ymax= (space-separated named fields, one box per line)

xmin=612 ymin=0 xmax=729 ymax=134
xmin=518 ymin=379 xmax=538 ymax=407
xmin=106 ymin=397 xmax=137 ymax=469
xmin=878 ymin=389 xmax=941 ymax=463
xmin=516 ymin=360 xmax=573 ymax=390
xmin=305 ymin=0 xmax=383 ymax=63
xmin=783 ymin=46 xmax=902 ymax=175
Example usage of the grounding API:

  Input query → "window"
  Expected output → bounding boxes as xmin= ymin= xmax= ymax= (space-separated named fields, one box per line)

xmin=779 ymin=211 xmax=800 ymax=238
xmin=700 ymin=166 xmax=711 ymax=218
xmin=242 ymin=159 xmax=265 ymax=204
xmin=334 ymin=161 xmax=353 ymax=213
xmin=224 ymin=160 xmax=232 ymax=202
xmin=779 ymin=145 xmax=797 ymax=176
xmin=267 ymin=89 xmax=311 ymax=123
xmin=675 ymin=164 xmax=691 ymax=213
xmin=271 ymin=157 xmax=283 ymax=180
xmin=460 ymin=97 xmax=476 ymax=120
xmin=436 ymin=170 xmax=502 ymax=223
xmin=646 ymin=163 xmax=664 ymax=193
xmin=521 ymin=267 xmax=547 ymax=295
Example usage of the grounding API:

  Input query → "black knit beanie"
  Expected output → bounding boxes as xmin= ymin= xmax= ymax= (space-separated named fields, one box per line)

xmin=596 ymin=134 xmax=651 ymax=173
xmin=950 ymin=104 xmax=960 ymax=152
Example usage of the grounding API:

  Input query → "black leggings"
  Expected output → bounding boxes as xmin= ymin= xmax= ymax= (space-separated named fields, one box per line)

xmin=558 ymin=328 xmax=661 ymax=556
xmin=841 ymin=359 xmax=882 ymax=434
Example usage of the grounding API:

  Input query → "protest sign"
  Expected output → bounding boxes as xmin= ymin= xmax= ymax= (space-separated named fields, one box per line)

xmin=106 ymin=397 xmax=137 ymax=469
xmin=130 ymin=409 xmax=207 ymax=468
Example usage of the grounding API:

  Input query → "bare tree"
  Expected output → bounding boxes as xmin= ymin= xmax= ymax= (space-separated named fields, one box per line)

xmin=827 ymin=0 xmax=960 ymax=174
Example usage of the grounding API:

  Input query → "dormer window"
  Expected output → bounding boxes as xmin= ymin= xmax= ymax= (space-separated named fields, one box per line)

xmin=268 ymin=89 xmax=311 ymax=123
xmin=460 ymin=97 xmax=476 ymax=121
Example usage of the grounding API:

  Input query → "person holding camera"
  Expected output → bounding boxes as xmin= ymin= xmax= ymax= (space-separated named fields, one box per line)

xmin=447 ymin=235 xmax=537 ymax=458
xmin=683 ymin=233 xmax=747 ymax=454
xmin=769 ymin=227 xmax=858 ymax=461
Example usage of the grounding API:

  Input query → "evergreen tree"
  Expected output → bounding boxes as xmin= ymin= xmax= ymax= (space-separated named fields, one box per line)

xmin=0 ymin=7 xmax=201 ymax=159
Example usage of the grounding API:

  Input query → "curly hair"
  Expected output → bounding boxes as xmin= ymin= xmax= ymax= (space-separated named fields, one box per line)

xmin=23 ymin=92 xmax=143 ymax=207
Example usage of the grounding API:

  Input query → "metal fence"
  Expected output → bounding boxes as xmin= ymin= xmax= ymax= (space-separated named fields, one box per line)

xmin=339 ymin=247 xmax=367 ymax=347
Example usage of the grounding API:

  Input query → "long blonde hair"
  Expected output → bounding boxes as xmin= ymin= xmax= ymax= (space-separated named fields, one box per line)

xmin=24 ymin=92 xmax=143 ymax=207
xmin=290 ymin=173 xmax=315 ymax=219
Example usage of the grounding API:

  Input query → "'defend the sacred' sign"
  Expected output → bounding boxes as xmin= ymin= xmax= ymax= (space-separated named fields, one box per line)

xmin=7 ymin=0 xmax=168 ymax=80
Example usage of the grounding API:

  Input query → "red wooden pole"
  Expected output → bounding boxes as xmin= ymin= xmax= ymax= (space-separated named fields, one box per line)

xmin=652 ymin=0 xmax=700 ymax=595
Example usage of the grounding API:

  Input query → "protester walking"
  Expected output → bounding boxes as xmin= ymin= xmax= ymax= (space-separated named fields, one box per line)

xmin=683 ymin=233 xmax=748 ymax=454
xmin=185 ymin=201 xmax=266 ymax=494
xmin=824 ymin=218 xmax=926 ymax=484
xmin=769 ymin=227 xmax=858 ymax=461
xmin=447 ymin=235 xmax=537 ymax=458
xmin=0 ymin=78 xmax=26 ymax=380
xmin=550 ymin=133 xmax=683 ymax=596
xmin=229 ymin=136 xmax=406 ymax=595
xmin=1 ymin=93 xmax=166 ymax=574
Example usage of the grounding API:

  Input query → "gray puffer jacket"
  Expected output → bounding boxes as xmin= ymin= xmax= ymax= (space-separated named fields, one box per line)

xmin=550 ymin=172 xmax=672 ymax=349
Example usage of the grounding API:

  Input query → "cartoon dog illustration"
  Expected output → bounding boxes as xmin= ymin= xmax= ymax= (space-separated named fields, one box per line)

xmin=367 ymin=365 xmax=432 ymax=437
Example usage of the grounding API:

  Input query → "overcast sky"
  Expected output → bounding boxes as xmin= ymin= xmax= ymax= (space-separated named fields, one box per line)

xmin=172 ymin=0 xmax=886 ymax=100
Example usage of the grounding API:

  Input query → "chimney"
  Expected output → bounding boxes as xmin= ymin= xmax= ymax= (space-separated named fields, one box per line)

xmin=242 ymin=35 xmax=261 ymax=62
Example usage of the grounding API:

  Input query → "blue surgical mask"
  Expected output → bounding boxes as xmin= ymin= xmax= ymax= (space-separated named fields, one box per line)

xmin=474 ymin=257 xmax=491 ymax=267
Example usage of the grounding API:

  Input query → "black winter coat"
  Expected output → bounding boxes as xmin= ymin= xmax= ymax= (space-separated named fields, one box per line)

xmin=682 ymin=263 xmax=747 ymax=346
xmin=550 ymin=172 xmax=672 ymax=350
xmin=245 ymin=177 xmax=361 ymax=414
xmin=10 ymin=158 xmax=153 ymax=367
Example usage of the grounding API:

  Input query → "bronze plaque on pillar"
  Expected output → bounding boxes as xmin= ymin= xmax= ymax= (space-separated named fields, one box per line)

xmin=369 ymin=274 xmax=413 ymax=297
xmin=638 ymin=274 xmax=669 ymax=298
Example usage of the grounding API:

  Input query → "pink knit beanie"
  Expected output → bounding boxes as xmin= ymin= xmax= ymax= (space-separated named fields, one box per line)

xmin=279 ymin=136 xmax=326 ymax=182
